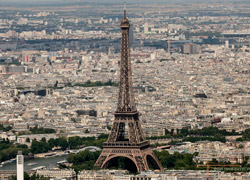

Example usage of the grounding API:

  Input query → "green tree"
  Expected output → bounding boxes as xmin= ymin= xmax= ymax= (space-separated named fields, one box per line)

xmin=97 ymin=134 xmax=108 ymax=140
xmin=30 ymin=140 xmax=51 ymax=154
xmin=67 ymin=150 xmax=101 ymax=172
xmin=85 ymin=129 xmax=89 ymax=133
xmin=48 ymin=138 xmax=57 ymax=148
xmin=242 ymin=129 xmax=250 ymax=140
xmin=26 ymin=138 xmax=30 ymax=143
xmin=236 ymin=137 xmax=243 ymax=142
xmin=209 ymin=158 xmax=219 ymax=165
xmin=238 ymin=144 xmax=244 ymax=149
xmin=180 ymin=128 xmax=189 ymax=136
xmin=0 ymin=124 xmax=12 ymax=132
xmin=29 ymin=126 xmax=56 ymax=134
xmin=41 ymin=137 xmax=46 ymax=143
xmin=193 ymin=152 xmax=199 ymax=156
xmin=56 ymin=137 xmax=69 ymax=150
xmin=154 ymin=150 xmax=196 ymax=170
xmin=165 ymin=129 xmax=169 ymax=135
xmin=68 ymin=136 xmax=82 ymax=149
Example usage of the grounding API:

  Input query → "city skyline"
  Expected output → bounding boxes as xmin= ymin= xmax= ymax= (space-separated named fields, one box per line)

xmin=0 ymin=0 xmax=244 ymax=5
xmin=0 ymin=0 xmax=249 ymax=179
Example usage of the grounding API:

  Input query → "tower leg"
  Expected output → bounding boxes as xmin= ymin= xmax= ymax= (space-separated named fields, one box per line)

xmin=134 ymin=155 xmax=148 ymax=171
xmin=144 ymin=152 xmax=164 ymax=171
xmin=95 ymin=147 xmax=163 ymax=172
xmin=95 ymin=153 xmax=108 ymax=168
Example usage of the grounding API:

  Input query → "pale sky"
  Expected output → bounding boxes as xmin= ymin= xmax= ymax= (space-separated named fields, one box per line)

xmin=0 ymin=0 xmax=235 ymax=3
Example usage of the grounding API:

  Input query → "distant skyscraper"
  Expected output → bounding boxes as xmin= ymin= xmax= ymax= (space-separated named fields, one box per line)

xmin=129 ymin=24 xmax=134 ymax=46
xmin=17 ymin=151 xmax=24 ymax=180
xmin=225 ymin=40 xmax=229 ymax=48
xmin=144 ymin=22 xmax=149 ymax=33
xmin=183 ymin=43 xmax=201 ymax=54
xmin=168 ymin=40 xmax=171 ymax=55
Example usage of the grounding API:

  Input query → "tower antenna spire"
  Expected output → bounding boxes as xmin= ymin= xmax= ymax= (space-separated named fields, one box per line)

xmin=124 ymin=1 xmax=126 ymax=18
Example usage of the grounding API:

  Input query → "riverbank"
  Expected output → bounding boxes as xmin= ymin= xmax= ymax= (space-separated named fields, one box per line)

xmin=34 ymin=150 xmax=67 ymax=158
xmin=0 ymin=154 xmax=69 ymax=171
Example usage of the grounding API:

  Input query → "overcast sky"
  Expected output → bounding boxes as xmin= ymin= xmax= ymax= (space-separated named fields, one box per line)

xmin=0 ymin=0 xmax=237 ymax=3
xmin=0 ymin=0 xmax=245 ymax=7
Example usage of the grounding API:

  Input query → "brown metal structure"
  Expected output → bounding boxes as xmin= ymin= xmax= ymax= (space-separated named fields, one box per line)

xmin=94 ymin=5 xmax=163 ymax=172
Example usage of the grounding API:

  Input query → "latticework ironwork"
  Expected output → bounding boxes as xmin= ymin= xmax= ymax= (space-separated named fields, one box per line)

xmin=95 ymin=7 xmax=163 ymax=172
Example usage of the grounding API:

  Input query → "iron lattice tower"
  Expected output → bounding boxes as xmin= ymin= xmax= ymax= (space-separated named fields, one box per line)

xmin=95 ymin=5 xmax=163 ymax=172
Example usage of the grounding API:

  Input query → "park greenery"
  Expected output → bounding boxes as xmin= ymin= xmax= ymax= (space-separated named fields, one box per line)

xmin=0 ymin=124 xmax=12 ymax=132
xmin=74 ymin=80 xmax=118 ymax=87
xmin=30 ymin=134 xmax=108 ymax=154
xmin=18 ymin=126 xmax=56 ymax=136
xmin=30 ymin=126 xmax=56 ymax=134
xmin=154 ymin=150 xmax=196 ymax=170
xmin=240 ymin=129 xmax=250 ymax=141
xmin=2 ymin=126 xmax=250 ymax=172
xmin=0 ymin=139 xmax=30 ymax=162
xmin=67 ymin=150 xmax=101 ymax=172
xmin=49 ymin=80 xmax=118 ymax=89
xmin=12 ymin=173 xmax=49 ymax=180
xmin=182 ymin=136 xmax=226 ymax=143
xmin=1 ymin=126 xmax=249 ymax=164
xmin=0 ymin=134 xmax=108 ymax=163
xmin=147 ymin=127 xmax=239 ymax=143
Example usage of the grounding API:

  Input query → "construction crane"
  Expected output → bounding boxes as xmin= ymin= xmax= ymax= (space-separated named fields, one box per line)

xmin=197 ymin=163 xmax=241 ymax=180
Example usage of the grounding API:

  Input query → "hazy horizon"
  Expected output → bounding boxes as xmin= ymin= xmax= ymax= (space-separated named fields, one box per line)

xmin=0 ymin=0 xmax=244 ymax=5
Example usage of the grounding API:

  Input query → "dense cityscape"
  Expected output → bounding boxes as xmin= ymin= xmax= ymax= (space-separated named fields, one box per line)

xmin=0 ymin=0 xmax=250 ymax=179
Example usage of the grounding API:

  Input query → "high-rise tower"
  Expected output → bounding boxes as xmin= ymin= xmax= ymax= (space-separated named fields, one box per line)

xmin=95 ymin=4 xmax=163 ymax=172
xmin=17 ymin=151 xmax=24 ymax=180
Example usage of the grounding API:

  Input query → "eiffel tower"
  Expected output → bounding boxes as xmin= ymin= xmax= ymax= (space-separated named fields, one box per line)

xmin=95 ymin=4 xmax=163 ymax=172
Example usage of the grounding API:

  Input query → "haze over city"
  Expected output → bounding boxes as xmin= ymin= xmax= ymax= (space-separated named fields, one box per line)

xmin=0 ymin=0 xmax=249 ymax=179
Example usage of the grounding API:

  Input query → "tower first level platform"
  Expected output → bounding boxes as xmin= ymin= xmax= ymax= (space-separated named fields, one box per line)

xmin=95 ymin=141 xmax=163 ymax=172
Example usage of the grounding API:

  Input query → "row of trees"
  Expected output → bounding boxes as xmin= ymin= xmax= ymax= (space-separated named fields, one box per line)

xmin=154 ymin=150 xmax=197 ymax=170
xmin=74 ymin=80 xmax=118 ymax=87
xmin=0 ymin=124 xmax=12 ymax=132
xmin=165 ymin=127 xmax=239 ymax=137
xmin=12 ymin=173 xmax=49 ymax=180
xmin=147 ymin=127 xmax=239 ymax=143
xmin=52 ymin=80 xmax=119 ymax=89
xmin=187 ymin=127 xmax=239 ymax=136
xmin=30 ymin=134 xmax=108 ymax=154
xmin=0 ymin=134 xmax=108 ymax=163
xmin=18 ymin=126 xmax=56 ymax=136
xmin=240 ymin=129 xmax=250 ymax=141
xmin=0 ymin=140 xmax=29 ymax=162
xmin=182 ymin=136 xmax=226 ymax=143
xmin=29 ymin=126 xmax=56 ymax=134
xmin=67 ymin=150 xmax=101 ymax=172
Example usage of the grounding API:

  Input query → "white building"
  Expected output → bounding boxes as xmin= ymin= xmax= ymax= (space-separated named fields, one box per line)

xmin=36 ymin=168 xmax=76 ymax=179
xmin=17 ymin=151 xmax=24 ymax=180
